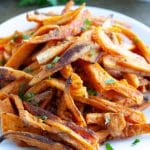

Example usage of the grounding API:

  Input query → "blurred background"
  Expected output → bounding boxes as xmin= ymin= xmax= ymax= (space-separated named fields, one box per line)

xmin=0 ymin=0 xmax=150 ymax=26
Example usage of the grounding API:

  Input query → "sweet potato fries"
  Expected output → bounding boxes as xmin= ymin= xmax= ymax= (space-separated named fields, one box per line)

xmin=0 ymin=1 xmax=150 ymax=150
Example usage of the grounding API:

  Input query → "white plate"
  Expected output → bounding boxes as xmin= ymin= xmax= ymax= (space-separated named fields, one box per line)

xmin=0 ymin=6 xmax=150 ymax=150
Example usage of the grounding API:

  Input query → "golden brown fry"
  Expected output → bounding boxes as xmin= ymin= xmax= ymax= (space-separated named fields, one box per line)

xmin=0 ymin=131 xmax=69 ymax=150
xmin=105 ymin=113 xmax=126 ymax=137
xmin=93 ymin=26 xmax=148 ymax=65
xmin=86 ymin=113 xmax=105 ymax=126
xmin=98 ymin=90 xmax=137 ymax=107
xmin=0 ymin=98 xmax=14 ymax=114
xmin=121 ymin=123 xmax=150 ymax=138
xmin=74 ymin=96 xmax=146 ymax=124
xmin=29 ymin=10 xmax=91 ymax=44
xmin=0 ymin=79 xmax=29 ymax=95
xmin=43 ymin=3 xmax=85 ymax=25
xmin=103 ymin=54 xmax=150 ymax=76
xmin=1 ymin=113 xmax=41 ymax=134
xmin=123 ymin=73 xmax=140 ymax=88
xmin=5 ymin=43 xmax=37 ymax=69
xmin=96 ymin=130 xmax=109 ymax=144
xmin=10 ymin=94 xmax=25 ymax=116
xmin=23 ymin=61 xmax=40 ymax=73
xmin=36 ymin=40 xmax=72 ymax=64
xmin=81 ymin=61 xmax=143 ymax=105
xmin=21 ymin=110 xmax=98 ymax=150
xmin=0 ymin=92 xmax=8 ymax=100
xmin=61 ymin=0 xmax=74 ymax=14
xmin=63 ymin=80 xmax=86 ymax=126
xmin=115 ymin=24 xmax=150 ymax=63
xmin=30 ymin=42 xmax=93 ymax=85
xmin=0 ymin=66 xmax=32 ymax=81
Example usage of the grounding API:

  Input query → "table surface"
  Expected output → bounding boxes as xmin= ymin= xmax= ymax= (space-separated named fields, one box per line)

xmin=0 ymin=0 xmax=150 ymax=26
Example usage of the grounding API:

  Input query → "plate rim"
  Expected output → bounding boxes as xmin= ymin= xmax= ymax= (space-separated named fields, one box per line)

xmin=0 ymin=5 xmax=150 ymax=36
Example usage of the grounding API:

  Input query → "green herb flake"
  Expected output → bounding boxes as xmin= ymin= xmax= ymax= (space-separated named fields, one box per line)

xmin=131 ymin=138 xmax=140 ymax=146
xmin=39 ymin=115 xmax=48 ymax=120
xmin=82 ymin=19 xmax=92 ymax=31
xmin=27 ymin=92 xmax=35 ymax=99
xmin=29 ymin=31 xmax=35 ymax=36
xmin=46 ymin=63 xmax=53 ymax=69
xmin=12 ymin=34 xmax=19 ymax=42
xmin=24 ymin=67 xmax=33 ymax=73
xmin=90 ymin=49 xmax=96 ymax=57
xmin=105 ymin=143 xmax=114 ymax=150
xmin=52 ymin=56 xmax=60 ymax=64
xmin=48 ymin=76 xmax=52 ymax=80
xmin=133 ymin=37 xmax=139 ymax=43
xmin=87 ymin=89 xmax=97 ymax=96
xmin=22 ymin=34 xmax=30 ymax=40
xmin=0 ymin=60 xmax=5 ymax=66
xmin=105 ymin=78 xmax=116 ymax=84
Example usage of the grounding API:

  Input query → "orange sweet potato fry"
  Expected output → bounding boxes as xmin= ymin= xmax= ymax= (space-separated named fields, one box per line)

xmin=81 ymin=61 xmax=143 ymax=105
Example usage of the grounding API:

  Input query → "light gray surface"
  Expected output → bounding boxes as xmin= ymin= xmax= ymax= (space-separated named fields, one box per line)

xmin=0 ymin=0 xmax=150 ymax=26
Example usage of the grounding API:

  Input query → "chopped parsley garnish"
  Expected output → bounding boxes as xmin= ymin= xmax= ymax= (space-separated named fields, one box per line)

xmin=46 ymin=56 xmax=60 ymax=69
xmin=131 ymin=138 xmax=140 ymax=146
xmin=46 ymin=63 xmax=53 ymax=69
xmin=48 ymin=76 xmax=52 ymax=80
xmin=105 ymin=143 xmax=114 ymax=150
xmin=26 ymin=92 xmax=35 ymax=99
xmin=24 ymin=67 xmax=33 ymax=73
xmin=12 ymin=34 xmax=19 ymax=42
xmin=87 ymin=89 xmax=97 ymax=96
xmin=82 ymin=19 xmax=92 ymax=31
xmin=38 ymin=115 xmax=48 ymax=120
xmin=52 ymin=56 xmax=60 ymax=64
xmin=105 ymin=115 xmax=111 ymax=125
xmin=90 ymin=49 xmax=96 ymax=57
xmin=133 ymin=37 xmax=139 ymax=43
xmin=22 ymin=34 xmax=30 ymax=40
xmin=29 ymin=31 xmax=34 ymax=36
xmin=105 ymin=78 xmax=116 ymax=84
xmin=0 ymin=60 xmax=5 ymax=66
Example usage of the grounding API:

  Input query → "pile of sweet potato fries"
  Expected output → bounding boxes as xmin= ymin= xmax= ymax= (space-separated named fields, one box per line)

xmin=0 ymin=1 xmax=150 ymax=149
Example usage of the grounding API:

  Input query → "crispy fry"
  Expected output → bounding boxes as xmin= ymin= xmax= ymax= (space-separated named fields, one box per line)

xmin=121 ymin=124 xmax=150 ymax=138
xmin=0 ymin=98 xmax=14 ymax=113
xmin=0 ymin=131 xmax=70 ymax=150
xmin=29 ymin=10 xmax=91 ymax=44
xmin=103 ymin=54 xmax=150 ymax=76
xmin=106 ymin=113 xmax=126 ymax=137
xmin=96 ymin=130 xmax=109 ymax=144
xmin=74 ymin=96 xmax=146 ymax=124
xmin=114 ymin=24 xmax=150 ymax=63
xmin=5 ymin=43 xmax=37 ymax=69
xmin=43 ymin=3 xmax=85 ymax=25
xmin=36 ymin=40 xmax=72 ymax=64
xmin=81 ymin=61 xmax=143 ymax=105
xmin=0 ymin=79 xmax=29 ymax=95
xmin=123 ymin=73 xmax=140 ymax=88
xmin=30 ymin=42 xmax=93 ymax=85
xmin=20 ymin=110 xmax=98 ymax=150
xmin=0 ymin=66 xmax=32 ymax=81
xmin=61 ymin=0 xmax=74 ymax=14
xmin=63 ymin=78 xmax=86 ymax=126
